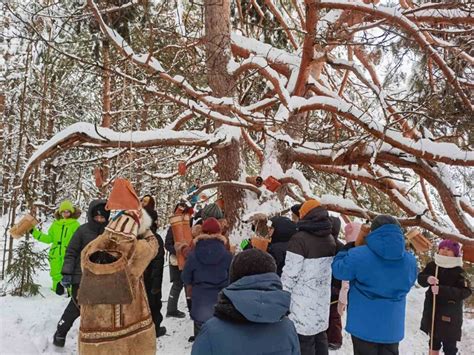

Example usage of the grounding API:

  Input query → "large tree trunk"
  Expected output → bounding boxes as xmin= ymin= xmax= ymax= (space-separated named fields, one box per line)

xmin=204 ymin=0 xmax=244 ymax=231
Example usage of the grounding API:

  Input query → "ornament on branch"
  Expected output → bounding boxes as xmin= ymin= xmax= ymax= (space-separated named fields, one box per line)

xmin=405 ymin=228 xmax=432 ymax=254
xmin=178 ymin=160 xmax=187 ymax=176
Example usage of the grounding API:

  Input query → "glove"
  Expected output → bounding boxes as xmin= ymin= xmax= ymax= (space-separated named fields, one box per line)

xmin=427 ymin=276 xmax=439 ymax=285
xmin=337 ymin=301 xmax=346 ymax=317
xmin=61 ymin=275 xmax=72 ymax=288
xmin=342 ymin=241 xmax=356 ymax=251
xmin=431 ymin=285 xmax=439 ymax=295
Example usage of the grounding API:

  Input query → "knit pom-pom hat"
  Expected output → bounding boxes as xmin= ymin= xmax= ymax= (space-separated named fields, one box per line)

xmin=299 ymin=199 xmax=321 ymax=219
xmin=59 ymin=200 xmax=75 ymax=214
xmin=438 ymin=239 xmax=461 ymax=257
xmin=202 ymin=217 xmax=221 ymax=234
xmin=229 ymin=249 xmax=276 ymax=283
xmin=370 ymin=215 xmax=400 ymax=232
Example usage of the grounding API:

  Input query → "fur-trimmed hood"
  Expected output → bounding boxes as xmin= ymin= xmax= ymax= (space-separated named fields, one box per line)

xmin=193 ymin=233 xmax=229 ymax=265
xmin=194 ymin=233 xmax=227 ymax=244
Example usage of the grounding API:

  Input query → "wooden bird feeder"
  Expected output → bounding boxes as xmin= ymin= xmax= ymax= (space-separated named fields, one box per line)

xmin=250 ymin=236 xmax=270 ymax=252
xmin=169 ymin=213 xmax=193 ymax=270
xmin=462 ymin=244 xmax=474 ymax=263
xmin=263 ymin=176 xmax=282 ymax=192
xmin=9 ymin=213 xmax=39 ymax=239
xmin=405 ymin=228 xmax=432 ymax=253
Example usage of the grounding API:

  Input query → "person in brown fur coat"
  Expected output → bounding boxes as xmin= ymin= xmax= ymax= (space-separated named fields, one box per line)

xmin=77 ymin=209 xmax=158 ymax=355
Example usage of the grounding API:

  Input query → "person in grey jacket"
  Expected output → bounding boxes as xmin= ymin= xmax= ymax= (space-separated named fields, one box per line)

xmin=53 ymin=199 xmax=109 ymax=347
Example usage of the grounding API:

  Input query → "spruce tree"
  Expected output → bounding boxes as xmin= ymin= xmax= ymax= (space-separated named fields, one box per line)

xmin=6 ymin=240 xmax=47 ymax=296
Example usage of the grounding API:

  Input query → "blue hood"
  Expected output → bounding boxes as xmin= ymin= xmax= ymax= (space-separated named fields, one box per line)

xmin=195 ymin=239 xmax=227 ymax=265
xmin=223 ymin=273 xmax=291 ymax=324
xmin=365 ymin=224 xmax=405 ymax=260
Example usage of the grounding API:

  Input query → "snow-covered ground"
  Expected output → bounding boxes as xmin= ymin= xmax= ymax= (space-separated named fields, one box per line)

xmin=1 ymin=262 xmax=472 ymax=354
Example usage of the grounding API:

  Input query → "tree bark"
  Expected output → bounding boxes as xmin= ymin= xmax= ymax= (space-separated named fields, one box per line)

xmin=204 ymin=0 xmax=243 ymax=230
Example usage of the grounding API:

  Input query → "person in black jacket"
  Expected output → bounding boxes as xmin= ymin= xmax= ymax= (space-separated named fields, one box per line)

xmin=141 ymin=195 xmax=166 ymax=337
xmin=53 ymin=199 xmax=109 ymax=347
xmin=267 ymin=216 xmax=297 ymax=276
xmin=327 ymin=216 xmax=343 ymax=350
xmin=418 ymin=240 xmax=471 ymax=355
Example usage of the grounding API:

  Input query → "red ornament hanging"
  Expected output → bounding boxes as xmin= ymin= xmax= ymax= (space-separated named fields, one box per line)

xmin=94 ymin=167 xmax=104 ymax=188
xmin=263 ymin=176 xmax=282 ymax=192
xmin=178 ymin=161 xmax=187 ymax=176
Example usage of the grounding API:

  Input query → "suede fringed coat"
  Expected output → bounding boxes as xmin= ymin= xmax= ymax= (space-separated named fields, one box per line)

xmin=78 ymin=212 xmax=158 ymax=355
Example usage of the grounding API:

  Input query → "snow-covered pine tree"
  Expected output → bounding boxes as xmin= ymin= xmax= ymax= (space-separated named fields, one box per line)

xmin=6 ymin=240 xmax=47 ymax=296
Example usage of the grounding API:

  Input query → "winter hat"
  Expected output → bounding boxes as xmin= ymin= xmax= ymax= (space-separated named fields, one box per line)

xmin=202 ymin=217 xmax=221 ymax=234
xmin=299 ymin=199 xmax=321 ymax=219
xmin=92 ymin=203 xmax=110 ymax=220
xmin=344 ymin=222 xmax=362 ymax=243
xmin=290 ymin=204 xmax=302 ymax=217
xmin=202 ymin=203 xmax=224 ymax=220
xmin=229 ymin=248 xmax=277 ymax=283
xmin=269 ymin=216 xmax=297 ymax=243
xmin=59 ymin=200 xmax=75 ymax=214
xmin=438 ymin=239 xmax=461 ymax=257
xmin=370 ymin=214 xmax=401 ymax=232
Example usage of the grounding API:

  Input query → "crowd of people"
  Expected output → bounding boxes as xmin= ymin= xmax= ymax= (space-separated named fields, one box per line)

xmin=31 ymin=194 xmax=471 ymax=355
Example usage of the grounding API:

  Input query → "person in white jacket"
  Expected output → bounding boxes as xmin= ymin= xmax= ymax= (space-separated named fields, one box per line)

xmin=281 ymin=199 xmax=337 ymax=355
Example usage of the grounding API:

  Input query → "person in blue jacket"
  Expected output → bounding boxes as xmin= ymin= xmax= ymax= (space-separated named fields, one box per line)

xmin=192 ymin=248 xmax=301 ymax=355
xmin=332 ymin=215 xmax=417 ymax=355
xmin=181 ymin=217 xmax=232 ymax=341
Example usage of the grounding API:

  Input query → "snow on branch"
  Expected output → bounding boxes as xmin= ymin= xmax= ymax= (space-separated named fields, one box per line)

xmin=315 ymin=0 xmax=473 ymax=110
xmin=229 ymin=56 xmax=291 ymax=107
xmin=22 ymin=122 xmax=228 ymax=186
xmin=290 ymin=95 xmax=474 ymax=166
xmin=88 ymin=0 xmax=260 ymax=127
xmin=187 ymin=181 xmax=263 ymax=200
xmin=145 ymin=150 xmax=212 ymax=180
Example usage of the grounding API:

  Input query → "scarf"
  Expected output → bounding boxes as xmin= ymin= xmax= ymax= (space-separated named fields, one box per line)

xmin=434 ymin=253 xmax=463 ymax=269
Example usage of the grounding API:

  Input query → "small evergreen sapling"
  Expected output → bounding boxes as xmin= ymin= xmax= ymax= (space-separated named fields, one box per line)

xmin=7 ymin=240 xmax=47 ymax=296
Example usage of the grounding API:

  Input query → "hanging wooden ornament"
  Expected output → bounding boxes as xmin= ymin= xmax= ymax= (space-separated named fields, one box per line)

xmin=263 ymin=176 xmax=282 ymax=192
xmin=405 ymin=228 xmax=432 ymax=253
xmin=178 ymin=161 xmax=187 ymax=176
xmin=9 ymin=213 xmax=39 ymax=239
xmin=94 ymin=167 xmax=104 ymax=188
xmin=462 ymin=244 xmax=474 ymax=263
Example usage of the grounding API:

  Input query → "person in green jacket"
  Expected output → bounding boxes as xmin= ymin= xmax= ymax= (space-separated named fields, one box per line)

xmin=32 ymin=200 xmax=81 ymax=295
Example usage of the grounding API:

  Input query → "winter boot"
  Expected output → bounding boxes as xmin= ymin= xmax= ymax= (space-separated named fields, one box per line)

xmin=53 ymin=331 xmax=66 ymax=347
xmin=166 ymin=310 xmax=186 ymax=318
xmin=55 ymin=283 xmax=65 ymax=296
xmin=156 ymin=326 xmax=167 ymax=338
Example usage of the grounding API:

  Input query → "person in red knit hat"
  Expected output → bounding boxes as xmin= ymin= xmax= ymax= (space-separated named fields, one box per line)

xmin=181 ymin=218 xmax=233 ymax=342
